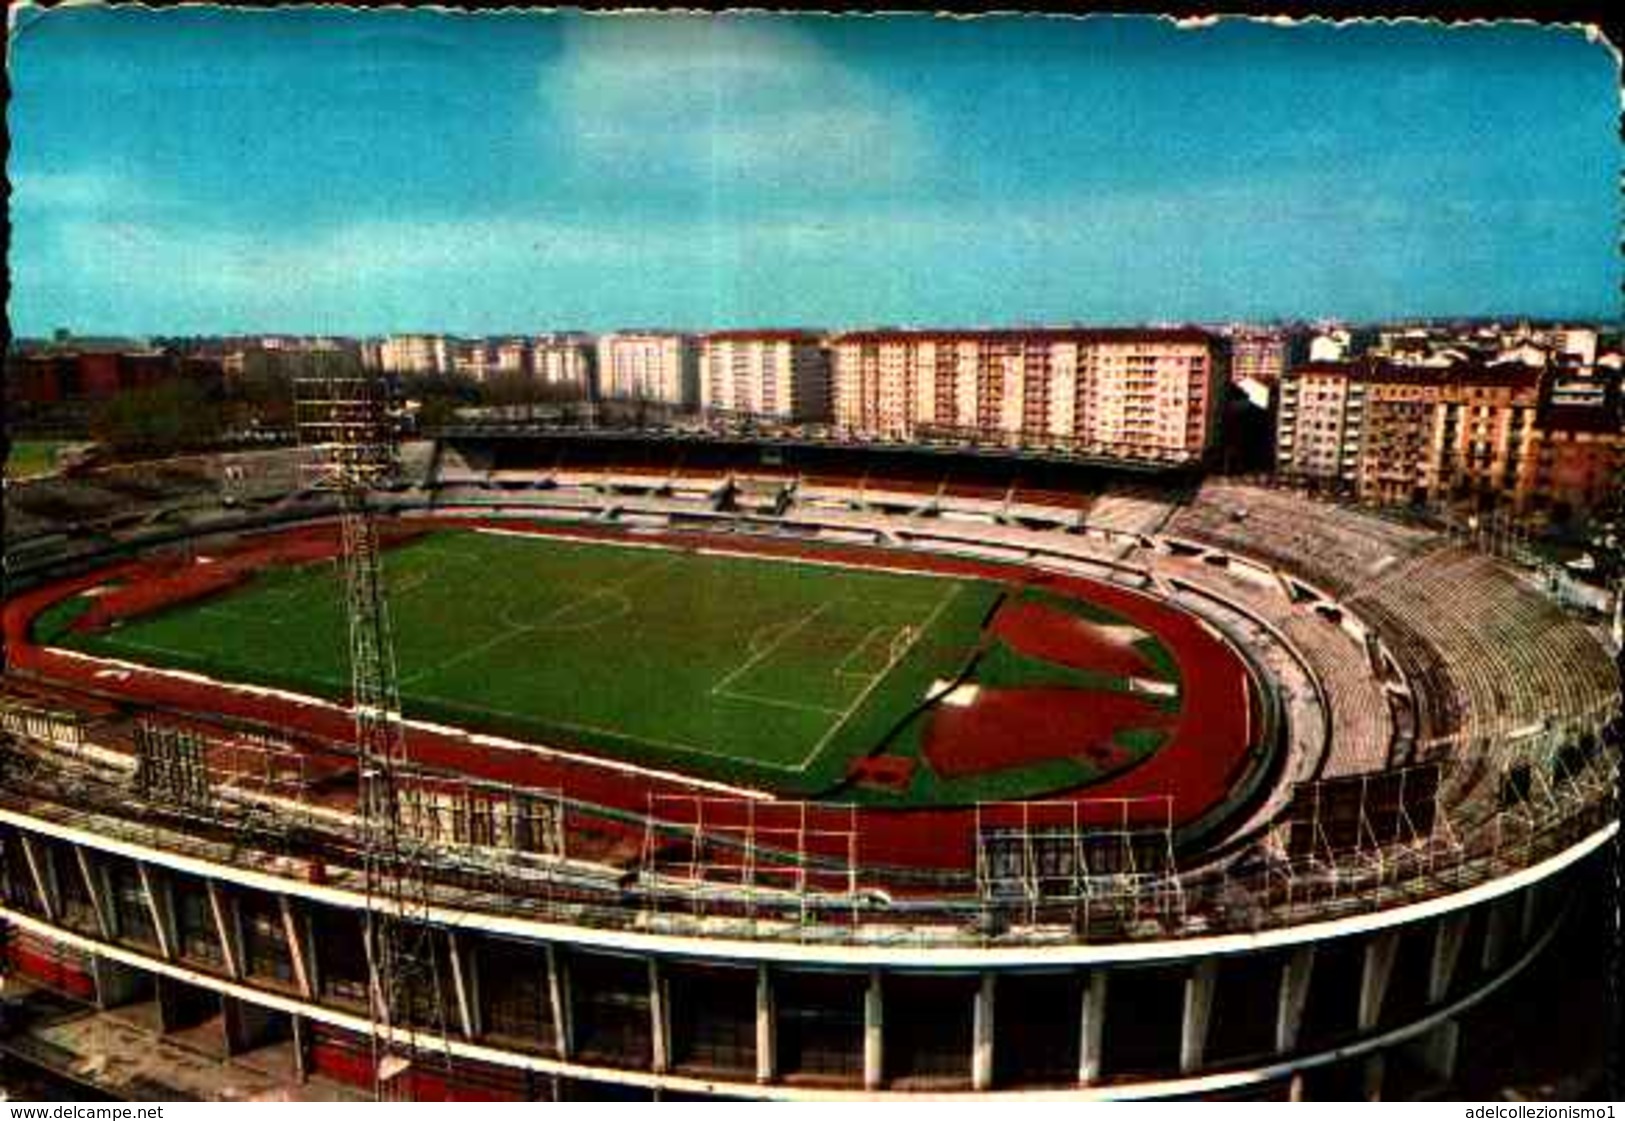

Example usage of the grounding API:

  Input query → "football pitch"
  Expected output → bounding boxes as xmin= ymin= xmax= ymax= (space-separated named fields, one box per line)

xmin=61 ymin=529 xmax=1004 ymax=793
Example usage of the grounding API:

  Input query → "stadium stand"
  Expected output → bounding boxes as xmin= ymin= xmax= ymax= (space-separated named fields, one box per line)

xmin=1167 ymin=483 xmax=1441 ymax=598
xmin=1081 ymin=484 xmax=1181 ymax=537
xmin=1348 ymin=548 xmax=1619 ymax=772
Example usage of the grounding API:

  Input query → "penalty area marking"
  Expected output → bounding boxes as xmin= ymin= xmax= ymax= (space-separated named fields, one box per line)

xmin=799 ymin=580 xmax=964 ymax=763
xmin=709 ymin=602 xmax=835 ymax=700
xmin=832 ymin=625 xmax=890 ymax=679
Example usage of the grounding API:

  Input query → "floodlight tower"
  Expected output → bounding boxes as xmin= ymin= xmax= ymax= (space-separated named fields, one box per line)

xmin=1594 ymin=455 xmax=1625 ymax=1102
xmin=294 ymin=356 xmax=451 ymax=1100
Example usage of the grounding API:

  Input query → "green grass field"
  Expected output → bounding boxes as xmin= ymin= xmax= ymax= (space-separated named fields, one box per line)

xmin=56 ymin=530 xmax=1004 ymax=795
xmin=4 ymin=441 xmax=70 ymax=479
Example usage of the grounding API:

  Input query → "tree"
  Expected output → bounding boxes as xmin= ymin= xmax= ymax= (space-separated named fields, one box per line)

xmin=91 ymin=378 xmax=222 ymax=455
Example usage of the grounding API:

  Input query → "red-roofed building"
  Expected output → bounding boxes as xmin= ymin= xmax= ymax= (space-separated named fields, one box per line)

xmin=7 ymin=347 xmax=182 ymax=405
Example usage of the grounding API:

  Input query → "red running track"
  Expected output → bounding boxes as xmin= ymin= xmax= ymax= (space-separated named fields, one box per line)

xmin=3 ymin=517 xmax=1261 ymax=876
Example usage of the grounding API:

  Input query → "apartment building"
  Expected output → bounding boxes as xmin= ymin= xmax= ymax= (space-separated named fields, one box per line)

xmin=531 ymin=333 xmax=595 ymax=396
xmin=1274 ymin=360 xmax=1371 ymax=489
xmin=1361 ymin=366 xmax=1543 ymax=509
xmin=699 ymin=331 xmax=831 ymax=423
xmin=376 ymin=334 xmax=453 ymax=376
xmin=1275 ymin=359 xmax=1622 ymax=521
xmin=596 ymin=332 xmax=700 ymax=408
xmin=1229 ymin=327 xmax=1290 ymax=385
xmin=829 ymin=328 xmax=1223 ymax=462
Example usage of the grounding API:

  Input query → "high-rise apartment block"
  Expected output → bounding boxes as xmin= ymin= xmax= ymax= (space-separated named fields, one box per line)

xmin=1275 ymin=361 xmax=1370 ymax=485
xmin=1276 ymin=358 xmax=1623 ymax=521
xmin=829 ymin=328 xmax=1224 ymax=462
xmin=531 ymin=334 xmax=595 ymax=396
xmin=376 ymin=334 xmax=453 ymax=376
xmin=699 ymin=331 xmax=830 ymax=422
xmin=596 ymin=332 xmax=700 ymax=408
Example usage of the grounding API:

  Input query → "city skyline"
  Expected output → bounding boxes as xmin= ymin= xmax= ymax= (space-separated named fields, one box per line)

xmin=8 ymin=8 xmax=1619 ymax=337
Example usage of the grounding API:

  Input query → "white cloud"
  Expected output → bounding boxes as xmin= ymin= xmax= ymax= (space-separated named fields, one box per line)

xmin=542 ymin=17 xmax=931 ymax=192
xmin=10 ymin=169 xmax=151 ymax=213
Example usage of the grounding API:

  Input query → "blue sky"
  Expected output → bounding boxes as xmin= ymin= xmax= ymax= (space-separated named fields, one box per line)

xmin=7 ymin=9 xmax=1618 ymax=335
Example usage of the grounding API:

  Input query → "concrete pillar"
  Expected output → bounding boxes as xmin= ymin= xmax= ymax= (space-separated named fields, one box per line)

xmin=89 ymin=955 xmax=144 ymax=1009
xmin=755 ymin=963 xmax=776 ymax=1085
xmin=1287 ymin=1071 xmax=1306 ymax=1101
xmin=863 ymin=968 xmax=884 ymax=1091
xmin=547 ymin=944 xmax=573 ymax=1060
xmin=301 ymin=911 xmax=322 ymax=997
xmin=137 ymin=864 xmax=175 ymax=961
xmin=1180 ymin=959 xmax=1218 ymax=1074
xmin=1275 ymin=946 xmax=1314 ymax=1054
xmin=205 ymin=880 xmax=241 ymax=980
xmin=291 ymin=1014 xmax=312 ymax=1082
xmin=1428 ymin=914 xmax=1469 ymax=1005
xmin=18 ymin=834 xmax=58 ymax=921
xmin=1362 ymin=1053 xmax=1386 ymax=1101
xmin=1481 ymin=900 xmax=1511 ymax=973
xmin=1520 ymin=885 xmax=1540 ymax=943
xmin=447 ymin=932 xmax=478 ymax=1039
xmin=278 ymin=896 xmax=314 ymax=999
xmin=972 ymin=971 xmax=996 ymax=1091
xmin=1359 ymin=932 xmax=1400 ymax=1031
xmin=1078 ymin=971 xmax=1108 ymax=1085
xmin=74 ymin=848 xmax=113 ymax=941
xmin=222 ymin=995 xmax=281 ymax=1056
xmin=156 ymin=976 xmax=187 ymax=1034
xmin=649 ymin=958 xmax=671 ymax=1074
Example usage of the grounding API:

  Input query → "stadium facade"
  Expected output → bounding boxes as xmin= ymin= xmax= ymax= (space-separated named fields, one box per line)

xmin=0 ymin=432 xmax=1618 ymax=1101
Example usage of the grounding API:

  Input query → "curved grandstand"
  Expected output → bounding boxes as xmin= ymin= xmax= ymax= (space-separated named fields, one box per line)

xmin=1 ymin=434 xmax=1619 ymax=1100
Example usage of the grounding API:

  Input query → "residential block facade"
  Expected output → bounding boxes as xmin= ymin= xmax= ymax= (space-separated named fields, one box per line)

xmin=699 ymin=331 xmax=831 ymax=423
xmin=1275 ymin=358 xmax=1623 ymax=521
xmin=829 ymin=328 xmax=1224 ymax=462
xmin=596 ymin=332 xmax=700 ymax=408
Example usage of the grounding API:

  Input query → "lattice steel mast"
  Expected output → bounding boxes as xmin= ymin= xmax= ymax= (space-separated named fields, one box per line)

xmin=294 ymin=357 xmax=451 ymax=1099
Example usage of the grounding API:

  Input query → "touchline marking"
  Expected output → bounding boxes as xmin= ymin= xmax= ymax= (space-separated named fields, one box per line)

xmin=44 ymin=647 xmax=771 ymax=799
xmin=708 ymin=601 xmax=834 ymax=699
xmin=62 ymin=530 xmax=979 ymax=784
xmin=472 ymin=522 xmax=966 ymax=585
xmin=832 ymin=624 xmax=890 ymax=679
xmin=410 ymin=690 xmax=814 ymax=773
xmin=711 ymin=686 xmax=846 ymax=717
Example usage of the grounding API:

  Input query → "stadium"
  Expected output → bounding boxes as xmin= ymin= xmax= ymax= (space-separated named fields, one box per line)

xmin=0 ymin=424 xmax=1620 ymax=1101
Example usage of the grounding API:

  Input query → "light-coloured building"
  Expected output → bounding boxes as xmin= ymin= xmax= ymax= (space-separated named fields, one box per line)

xmin=1308 ymin=329 xmax=1351 ymax=363
xmin=699 ymin=331 xmax=830 ymax=423
xmin=377 ymin=334 xmax=452 ymax=376
xmin=531 ymin=333 xmax=594 ymax=396
xmin=452 ymin=339 xmax=494 ymax=381
xmin=830 ymin=328 xmax=1223 ymax=461
xmin=1274 ymin=360 xmax=1370 ymax=488
xmin=1501 ymin=323 xmax=1600 ymax=367
xmin=596 ymin=332 xmax=700 ymax=408
xmin=1275 ymin=359 xmax=1623 ymax=521
xmin=492 ymin=340 xmax=529 ymax=377
xmin=1228 ymin=327 xmax=1289 ymax=385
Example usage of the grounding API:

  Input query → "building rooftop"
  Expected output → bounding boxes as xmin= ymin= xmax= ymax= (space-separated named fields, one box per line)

xmin=830 ymin=326 xmax=1215 ymax=346
xmin=1289 ymin=357 xmax=1545 ymax=389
